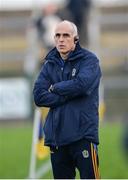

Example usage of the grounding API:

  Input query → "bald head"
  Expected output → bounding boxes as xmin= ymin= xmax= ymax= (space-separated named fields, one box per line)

xmin=55 ymin=20 xmax=78 ymax=38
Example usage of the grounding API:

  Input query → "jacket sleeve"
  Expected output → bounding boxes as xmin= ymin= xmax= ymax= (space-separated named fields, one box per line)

xmin=52 ymin=58 xmax=101 ymax=98
xmin=33 ymin=62 xmax=67 ymax=108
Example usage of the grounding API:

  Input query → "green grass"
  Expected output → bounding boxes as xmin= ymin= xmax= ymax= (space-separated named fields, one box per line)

xmin=99 ymin=122 xmax=128 ymax=179
xmin=0 ymin=121 xmax=128 ymax=179
xmin=0 ymin=123 xmax=32 ymax=179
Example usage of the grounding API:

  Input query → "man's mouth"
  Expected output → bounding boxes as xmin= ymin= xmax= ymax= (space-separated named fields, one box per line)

xmin=58 ymin=45 xmax=65 ymax=48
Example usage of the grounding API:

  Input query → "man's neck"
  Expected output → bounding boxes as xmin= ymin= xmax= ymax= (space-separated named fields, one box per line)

xmin=60 ymin=53 xmax=69 ymax=60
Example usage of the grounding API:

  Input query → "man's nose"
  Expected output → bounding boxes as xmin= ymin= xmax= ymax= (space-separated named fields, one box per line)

xmin=59 ymin=35 xmax=64 ymax=41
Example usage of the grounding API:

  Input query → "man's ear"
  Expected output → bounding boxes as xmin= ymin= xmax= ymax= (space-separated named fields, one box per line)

xmin=74 ymin=36 xmax=79 ymax=44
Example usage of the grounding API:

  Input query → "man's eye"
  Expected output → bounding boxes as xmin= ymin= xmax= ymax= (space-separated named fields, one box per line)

xmin=63 ymin=34 xmax=70 ymax=38
xmin=55 ymin=34 xmax=60 ymax=38
xmin=55 ymin=33 xmax=70 ymax=38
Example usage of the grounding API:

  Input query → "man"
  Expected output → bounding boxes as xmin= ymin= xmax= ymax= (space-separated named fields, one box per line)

xmin=33 ymin=20 xmax=101 ymax=179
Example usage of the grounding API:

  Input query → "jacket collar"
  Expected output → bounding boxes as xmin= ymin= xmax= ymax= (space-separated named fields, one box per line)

xmin=45 ymin=42 xmax=84 ymax=63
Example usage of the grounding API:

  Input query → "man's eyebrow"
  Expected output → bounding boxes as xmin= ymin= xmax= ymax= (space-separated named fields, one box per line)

xmin=55 ymin=33 xmax=71 ymax=36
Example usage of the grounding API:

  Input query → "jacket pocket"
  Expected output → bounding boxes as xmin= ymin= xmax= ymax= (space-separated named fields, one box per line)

xmin=79 ymin=111 xmax=93 ymax=132
xmin=43 ymin=111 xmax=53 ymax=140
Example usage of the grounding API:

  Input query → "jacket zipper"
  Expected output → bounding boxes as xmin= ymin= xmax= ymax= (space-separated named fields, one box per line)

xmin=53 ymin=110 xmax=58 ymax=148
xmin=53 ymin=61 xmax=65 ymax=148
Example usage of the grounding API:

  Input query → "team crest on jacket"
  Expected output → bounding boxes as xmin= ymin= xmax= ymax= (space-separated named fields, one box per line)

xmin=82 ymin=150 xmax=89 ymax=158
xmin=72 ymin=68 xmax=76 ymax=77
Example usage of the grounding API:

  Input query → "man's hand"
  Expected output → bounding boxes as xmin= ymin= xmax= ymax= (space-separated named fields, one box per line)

xmin=48 ymin=85 xmax=54 ymax=92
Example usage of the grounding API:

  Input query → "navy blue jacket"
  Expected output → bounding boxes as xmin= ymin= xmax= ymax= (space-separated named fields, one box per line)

xmin=33 ymin=43 xmax=102 ymax=146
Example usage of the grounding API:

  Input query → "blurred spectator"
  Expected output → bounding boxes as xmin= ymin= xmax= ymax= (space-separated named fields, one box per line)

xmin=25 ymin=3 xmax=62 ymax=76
xmin=34 ymin=3 xmax=62 ymax=51
xmin=59 ymin=0 xmax=92 ymax=47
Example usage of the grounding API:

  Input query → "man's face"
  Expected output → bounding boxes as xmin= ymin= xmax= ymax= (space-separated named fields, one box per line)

xmin=54 ymin=24 xmax=75 ymax=56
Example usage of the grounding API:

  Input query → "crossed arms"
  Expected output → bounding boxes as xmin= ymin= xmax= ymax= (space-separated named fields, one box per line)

xmin=33 ymin=59 xmax=101 ymax=108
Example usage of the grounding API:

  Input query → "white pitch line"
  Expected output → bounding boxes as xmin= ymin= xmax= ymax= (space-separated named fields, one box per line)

xmin=35 ymin=159 xmax=51 ymax=179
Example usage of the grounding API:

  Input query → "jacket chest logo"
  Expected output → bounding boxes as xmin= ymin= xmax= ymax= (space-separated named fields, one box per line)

xmin=72 ymin=68 xmax=76 ymax=77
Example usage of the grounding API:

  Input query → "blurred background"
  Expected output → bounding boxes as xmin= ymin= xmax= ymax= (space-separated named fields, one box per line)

xmin=0 ymin=0 xmax=128 ymax=178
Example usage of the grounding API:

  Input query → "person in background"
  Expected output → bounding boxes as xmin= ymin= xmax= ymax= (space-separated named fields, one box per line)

xmin=33 ymin=20 xmax=101 ymax=179
xmin=34 ymin=3 xmax=62 ymax=51
xmin=59 ymin=0 xmax=92 ymax=47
